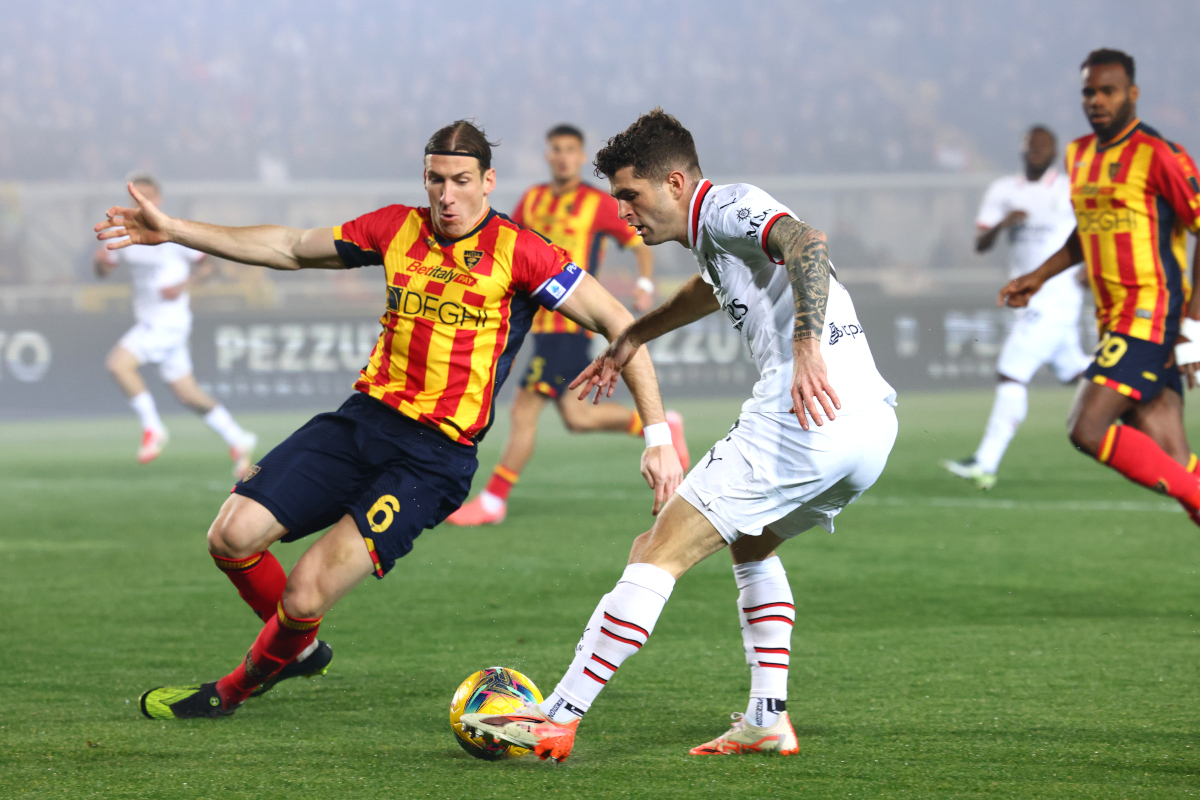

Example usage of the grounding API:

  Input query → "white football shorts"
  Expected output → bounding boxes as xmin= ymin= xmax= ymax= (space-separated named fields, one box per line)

xmin=996 ymin=308 xmax=1090 ymax=384
xmin=677 ymin=399 xmax=898 ymax=544
xmin=118 ymin=322 xmax=194 ymax=383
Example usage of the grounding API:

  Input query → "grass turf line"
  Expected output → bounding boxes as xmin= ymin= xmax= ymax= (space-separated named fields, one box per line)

xmin=1 ymin=389 xmax=1199 ymax=799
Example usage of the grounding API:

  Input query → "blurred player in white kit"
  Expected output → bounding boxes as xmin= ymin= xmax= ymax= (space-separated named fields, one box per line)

xmin=942 ymin=126 xmax=1089 ymax=489
xmin=93 ymin=173 xmax=257 ymax=476
xmin=462 ymin=109 xmax=898 ymax=761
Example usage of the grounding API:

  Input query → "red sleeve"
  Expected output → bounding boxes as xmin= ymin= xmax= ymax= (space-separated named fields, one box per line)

xmin=510 ymin=189 xmax=531 ymax=227
xmin=510 ymin=229 xmax=574 ymax=293
xmin=593 ymin=192 xmax=639 ymax=246
xmin=1148 ymin=143 xmax=1200 ymax=234
xmin=334 ymin=204 xmax=411 ymax=268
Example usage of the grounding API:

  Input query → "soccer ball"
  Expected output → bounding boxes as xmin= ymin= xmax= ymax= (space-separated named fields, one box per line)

xmin=449 ymin=666 xmax=543 ymax=760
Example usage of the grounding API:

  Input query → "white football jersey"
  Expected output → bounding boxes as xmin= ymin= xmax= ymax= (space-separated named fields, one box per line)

xmin=976 ymin=168 xmax=1083 ymax=323
xmin=113 ymin=243 xmax=204 ymax=330
xmin=686 ymin=180 xmax=896 ymax=417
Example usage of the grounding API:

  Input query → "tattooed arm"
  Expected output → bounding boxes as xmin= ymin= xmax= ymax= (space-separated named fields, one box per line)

xmin=767 ymin=216 xmax=841 ymax=430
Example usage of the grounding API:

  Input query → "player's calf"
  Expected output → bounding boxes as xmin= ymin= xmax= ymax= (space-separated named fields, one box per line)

xmin=208 ymin=496 xmax=290 ymax=619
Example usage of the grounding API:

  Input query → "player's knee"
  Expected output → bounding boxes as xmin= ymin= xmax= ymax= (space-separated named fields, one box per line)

xmin=627 ymin=530 xmax=655 ymax=561
xmin=105 ymin=349 xmax=128 ymax=375
xmin=561 ymin=414 xmax=590 ymax=434
xmin=280 ymin=580 xmax=326 ymax=621
xmin=207 ymin=508 xmax=266 ymax=559
xmin=1067 ymin=419 xmax=1102 ymax=457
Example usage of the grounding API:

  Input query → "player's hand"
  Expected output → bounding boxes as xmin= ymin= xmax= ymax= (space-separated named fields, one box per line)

xmin=1001 ymin=210 xmax=1028 ymax=228
xmin=999 ymin=271 xmax=1043 ymax=309
xmin=640 ymin=443 xmax=683 ymax=516
xmin=160 ymin=282 xmax=186 ymax=301
xmin=789 ymin=337 xmax=840 ymax=431
xmin=632 ymin=285 xmax=654 ymax=313
xmin=570 ymin=332 xmax=640 ymax=405
xmin=95 ymin=182 xmax=173 ymax=250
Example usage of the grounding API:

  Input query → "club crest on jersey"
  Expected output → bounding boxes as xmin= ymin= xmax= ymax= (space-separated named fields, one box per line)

xmin=463 ymin=250 xmax=484 ymax=269
xmin=1108 ymin=163 xmax=1122 ymax=180
xmin=242 ymin=464 xmax=260 ymax=482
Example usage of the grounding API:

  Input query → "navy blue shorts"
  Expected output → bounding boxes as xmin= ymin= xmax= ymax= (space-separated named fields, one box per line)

xmin=1084 ymin=331 xmax=1183 ymax=404
xmin=232 ymin=393 xmax=477 ymax=577
xmin=520 ymin=332 xmax=592 ymax=400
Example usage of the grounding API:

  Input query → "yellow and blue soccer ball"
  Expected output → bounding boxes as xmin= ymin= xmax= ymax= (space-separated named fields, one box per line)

xmin=449 ymin=666 xmax=543 ymax=760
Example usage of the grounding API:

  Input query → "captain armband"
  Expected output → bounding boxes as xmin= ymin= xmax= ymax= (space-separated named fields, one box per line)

xmin=532 ymin=262 xmax=584 ymax=310
xmin=1176 ymin=317 xmax=1200 ymax=367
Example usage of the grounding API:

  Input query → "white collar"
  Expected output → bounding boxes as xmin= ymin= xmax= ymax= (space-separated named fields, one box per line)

xmin=686 ymin=179 xmax=714 ymax=248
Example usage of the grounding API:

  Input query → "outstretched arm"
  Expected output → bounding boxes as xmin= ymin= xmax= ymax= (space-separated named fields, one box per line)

xmin=566 ymin=274 xmax=718 ymax=403
xmin=998 ymin=228 xmax=1083 ymax=308
xmin=766 ymin=216 xmax=841 ymax=430
xmin=95 ymin=182 xmax=343 ymax=271
xmin=556 ymin=274 xmax=683 ymax=514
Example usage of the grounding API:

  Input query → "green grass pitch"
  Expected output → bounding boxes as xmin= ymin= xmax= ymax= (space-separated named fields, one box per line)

xmin=3 ymin=389 xmax=1200 ymax=798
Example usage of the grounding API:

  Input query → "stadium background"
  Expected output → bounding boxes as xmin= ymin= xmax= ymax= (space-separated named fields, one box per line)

xmin=3 ymin=0 xmax=1198 ymax=414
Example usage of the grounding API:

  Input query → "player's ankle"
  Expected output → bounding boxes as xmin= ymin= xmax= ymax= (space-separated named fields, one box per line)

xmin=540 ymin=692 xmax=586 ymax=724
xmin=745 ymin=697 xmax=786 ymax=728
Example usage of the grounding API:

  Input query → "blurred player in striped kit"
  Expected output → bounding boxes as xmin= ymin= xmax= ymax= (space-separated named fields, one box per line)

xmin=93 ymin=173 xmax=257 ymax=476
xmin=448 ymin=124 xmax=687 ymax=526
xmin=942 ymin=126 xmax=1089 ymax=489
xmin=1003 ymin=49 xmax=1200 ymax=523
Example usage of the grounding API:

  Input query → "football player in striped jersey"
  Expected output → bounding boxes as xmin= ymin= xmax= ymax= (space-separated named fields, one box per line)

xmin=448 ymin=124 xmax=686 ymax=527
xmin=1002 ymin=49 xmax=1200 ymax=523
xmin=96 ymin=120 xmax=683 ymax=721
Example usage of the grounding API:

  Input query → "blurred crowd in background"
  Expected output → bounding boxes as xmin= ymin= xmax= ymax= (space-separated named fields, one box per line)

xmin=1 ymin=0 xmax=1196 ymax=183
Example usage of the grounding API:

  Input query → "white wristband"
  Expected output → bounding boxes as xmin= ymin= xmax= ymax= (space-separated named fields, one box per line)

xmin=1177 ymin=318 xmax=1200 ymax=366
xmin=636 ymin=276 xmax=655 ymax=294
xmin=643 ymin=422 xmax=672 ymax=448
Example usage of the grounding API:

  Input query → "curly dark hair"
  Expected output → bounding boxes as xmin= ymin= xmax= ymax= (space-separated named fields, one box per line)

xmin=593 ymin=108 xmax=702 ymax=181
xmin=424 ymin=119 xmax=500 ymax=172
xmin=1081 ymin=48 xmax=1135 ymax=82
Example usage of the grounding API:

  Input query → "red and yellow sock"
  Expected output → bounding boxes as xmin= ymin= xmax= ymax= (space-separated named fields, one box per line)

xmin=627 ymin=411 xmax=644 ymax=437
xmin=216 ymin=602 xmax=322 ymax=706
xmin=1098 ymin=424 xmax=1200 ymax=507
xmin=213 ymin=551 xmax=287 ymax=621
xmin=485 ymin=466 xmax=519 ymax=502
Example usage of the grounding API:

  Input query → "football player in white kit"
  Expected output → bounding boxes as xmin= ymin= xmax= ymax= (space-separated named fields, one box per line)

xmin=462 ymin=109 xmax=898 ymax=761
xmin=93 ymin=174 xmax=257 ymax=476
xmin=942 ymin=126 xmax=1089 ymax=489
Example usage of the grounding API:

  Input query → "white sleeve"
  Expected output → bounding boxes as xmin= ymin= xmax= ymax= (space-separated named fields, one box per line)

xmin=706 ymin=185 xmax=797 ymax=266
xmin=975 ymin=179 xmax=1009 ymax=229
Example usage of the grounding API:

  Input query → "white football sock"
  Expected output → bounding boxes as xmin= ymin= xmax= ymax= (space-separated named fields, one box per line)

xmin=541 ymin=594 xmax=609 ymax=723
xmin=479 ymin=491 xmax=505 ymax=514
xmin=734 ymin=556 xmax=794 ymax=727
xmin=130 ymin=391 xmax=164 ymax=434
xmin=203 ymin=404 xmax=248 ymax=447
xmin=973 ymin=381 xmax=1028 ymax=474
xmin=543 ymin=564 xmax=675 ymax=717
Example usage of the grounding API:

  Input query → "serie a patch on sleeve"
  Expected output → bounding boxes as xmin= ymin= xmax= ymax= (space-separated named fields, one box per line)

xmin=532 ymin=263 xmax=584 ymax=309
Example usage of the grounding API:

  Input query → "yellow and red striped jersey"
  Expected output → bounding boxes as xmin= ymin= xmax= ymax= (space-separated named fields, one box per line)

xmin=512 ymin=182 xmax=641 ymax=334
xmin=1067 ymin=119 xmax=1200 ymax=343
xmin=334 ymin=205 xmax=584 ymax=445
